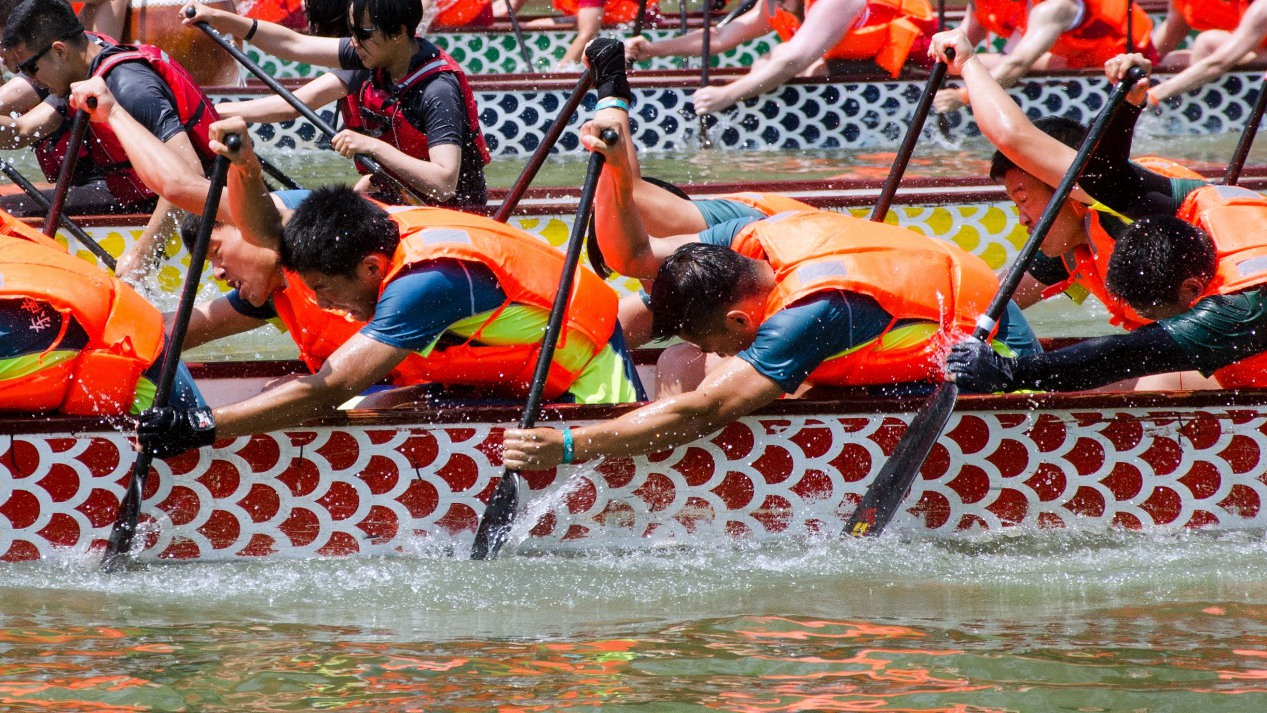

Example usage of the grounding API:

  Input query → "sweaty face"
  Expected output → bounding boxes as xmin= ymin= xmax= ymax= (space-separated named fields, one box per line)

xmin=9 ymin=40 xmax=72 ymax=96
xmin=209 ymin=226 xmax=283 ymax=307
xmin=347 ymin=8 xmax=389 ymax=68
xmin=299 ymin=267 xmax=380 ymax=322
xmin=1002 ymin=168 xmax=1084 ymax=258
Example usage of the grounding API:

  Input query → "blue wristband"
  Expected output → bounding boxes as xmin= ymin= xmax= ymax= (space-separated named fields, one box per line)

xmin=594 ymin=97 xmax=630 ymax=112
xmin=561 ymin=427 xmax=575 ymax=465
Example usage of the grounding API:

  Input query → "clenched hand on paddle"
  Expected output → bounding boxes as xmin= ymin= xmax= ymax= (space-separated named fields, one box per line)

xmin=843 ymin=34 xmax=1148 ymax=538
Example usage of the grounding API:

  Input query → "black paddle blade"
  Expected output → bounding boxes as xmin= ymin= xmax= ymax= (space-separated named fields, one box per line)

xmin=471 ymin=471 xmax=520 ymax=560
xmin=844 ymin=381 xmax=959 ymax=537
xmin=99 ymin=456 xmax=152 ymax=572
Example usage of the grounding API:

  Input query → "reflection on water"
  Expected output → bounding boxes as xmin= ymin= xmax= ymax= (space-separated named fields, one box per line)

xmin=3 ymin=531 xmax=1267 ymax=710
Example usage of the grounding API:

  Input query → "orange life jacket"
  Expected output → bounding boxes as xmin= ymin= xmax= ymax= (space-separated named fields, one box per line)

xmin=87 ymin=42 xmax=221 ymax=204
xmin=972 ymin=0 xmax=1155 ymax=68
xmin=1173 ymin=185 xmax=1267 ymax=387
xmin=270 ymin=269 xmax=431 ymax=386
xmin=733 ymin=211 xmax=1000 ymax=385
xmin=1171 ymin=0 xmax=1249 ymax=32
xmin=432 ymin=0 xmax=494 ymax=27
xmin=1041 ymin=157 xmax=1203 ymax=331
xmin=716 ymin=192 xmax=818 ymax=215
xmin=765 ymin=0 xmax=936 ymax=77
xmin=379 ymin=207 xmax=619 ymax=398
xmin=0 ymin=229 xmax=163 ymax=415
xmin=552 ymin=0 xmax=654 ymax=23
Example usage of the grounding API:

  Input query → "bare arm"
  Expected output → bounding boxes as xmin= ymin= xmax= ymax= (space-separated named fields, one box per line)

xmin=0 ymin=102 xmax=63 ymax=150
xmin=1150 ymin=2 xmax=1267 ymax=101
xmin=502 ymin=357 xmax=785 ymax=469
xmin=933 ymin=30 xmax=1092 ymax=202
xmin=175 ymin=296 xmax=269 ymax=350
xmin=984 ymin=0 xmax=1079 ymax=89
xmin=330 ymin=132 xmax=463 ymax=202
xmin=586 ymin=109 xmax=698 ymax=279
xmin=0 ymin=76 xmax=42 ymax=117
xmin=693 ymin=0 xmax=866 ymax=113
xmin=1151 ymin=0 xmax=1194 ymax=59
xmin=625 ymin=4 xmax=771 ymax=60
xmin=212 ymin=333 xmax=408 ymax=437
xmin=215 ymin=73 xmax=349 ymax=125
xmin=180 ymin=1 xmax=344 ymax=67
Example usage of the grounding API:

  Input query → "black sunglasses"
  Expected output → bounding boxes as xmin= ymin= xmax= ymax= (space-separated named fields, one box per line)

xmin=350 ymin=24 xmax=377 ymax=42
xmin=17 ymin=27 xmax=83 ymax=77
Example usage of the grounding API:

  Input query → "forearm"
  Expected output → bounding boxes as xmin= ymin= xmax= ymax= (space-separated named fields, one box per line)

xmin=0 ymin=115 xmax=36 ymax=150
xmin=105 ymin=107 xmax=220 ymax=216
xmin=228 ymin=161 xmax=283 ymax=250
xmin=1152 ymin=56 xmax=1239 ymax=101
xmin=571 ymin=390 xmax=740 ymax=460
xmin=0 ymin=77 xmax=40 ymax=117
xmin=1010 ymin=326 xmax=1195 ymax=391
xmin=1078 ymin=102 xmax=1177 ymax=216
xmin=215 ymin=96 xmax=302 ymax=124
xmin=213 ymin=374 xmax=353 ymax=438
xmin=1152 ymin=16 xmax=1191 ymax=58
xmin=715 ymin=45 xmax=812 ymax=104
xmin=962 ymin=55 xmax=1039 ymax=159
xmin=594 ymin=111 xmax=658 ymax=279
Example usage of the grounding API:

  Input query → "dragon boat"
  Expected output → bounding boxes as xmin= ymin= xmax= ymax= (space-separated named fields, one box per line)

xmin=27 ymin=169 xmax=1267 ymax=302
xmin=3 ymin=360 xmax=1266 ymax=563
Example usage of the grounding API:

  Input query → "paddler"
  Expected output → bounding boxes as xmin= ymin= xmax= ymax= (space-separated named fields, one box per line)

xmin=67 ymin=77 xmax=433 ymax=391
xmin=180 ymin=0 xmax=490 ymax=209
xmin=494 ymin=80 xmax=1040 ymax=471
xmin=132 ymin=116 xmax=644 ymax=458
xmin=933 ymin=0 xmax=1156 ymax=113
xmin=0 ymin=207 xmax=203 ymax=416
xmin=932 ymin=33 xmax=1267 ymax=391
xmin=623 ymin=0 xmax=938 ymax=115
xmin=0 ymin=0 xmax=221 ymax=282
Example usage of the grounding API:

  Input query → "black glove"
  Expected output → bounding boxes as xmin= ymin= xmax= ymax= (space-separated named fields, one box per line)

xmin=137 ymin=406 xmax=217 ymax=458
xmin=585 ymin=38 xmax=632 ymax=103
xmin=946 ymin=337 xmax=1016 ymax=393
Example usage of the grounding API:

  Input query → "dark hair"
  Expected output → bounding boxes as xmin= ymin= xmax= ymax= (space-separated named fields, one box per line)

xmin=989 ymin=117 xmax=1087 ymax=183
xmin=281 ymin=184 xmax=399 ymax=275
xmin=649 ymin=242 xmax=762 ymax=341
xmin=178 ymin=211 xmax=225 ymax=255
xmin=2 ymin=0 xmax=80 ymax=51
xmin=348 ymin=0 xmax=421 ymax=38
xmin=0 ymin=0 xmax=27 ymax=28
xmin=305 ymin=0 xmax=350 ymax=37
xmin=1105 ymin=214 xmax=1216 ymax=308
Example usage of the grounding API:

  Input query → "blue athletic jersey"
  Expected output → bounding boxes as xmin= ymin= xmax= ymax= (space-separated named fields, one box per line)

xmin=360 ymin=260 xmax=506 ymax=351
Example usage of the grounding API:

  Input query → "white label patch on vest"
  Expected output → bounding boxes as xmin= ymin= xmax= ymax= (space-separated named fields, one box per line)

xmin=418 ymin=228 xmax=472 ymax=244
xmin=1237 ymin=256 xmax=1267 ymax=278
xmin=795 ymin=261 xmax=848 ymax=282
xmin=763 ymin=211 xmax=804 ymax=224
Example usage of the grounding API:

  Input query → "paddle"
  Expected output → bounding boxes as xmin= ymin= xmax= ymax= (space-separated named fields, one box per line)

xmin=43 ymin=108 xmax=91 ymax=240
xmin=186 ymin=9 xmax=427 ymax=204
xmin=504 ymin=0 xmax=535 ymax=71
xmin=632 ymin=0 xmax=650 ymax=38
xmin=843 ymin=65 xmax=1147 ymax=538
xmin=471 ymin=127 xmax=619 ymax=560
xmin=869 ymin=48 xmax=952 ymax=222
xmin=719 ymin=0 xmax=758 ymax=27
xmin=494 ymin=69 xmax=595 ymax=222
xmin=0 ymin=159 xmax=117 ymax=270
xmin=258 ymin=154 xmax=302 ymax=191
xmin=99 ymin=134 xmax=239 ymax=573
xmin=1224 ymin=71 xmax=1267 ymax=186
xmin=698 ymin=0 xmax=713 ymax=149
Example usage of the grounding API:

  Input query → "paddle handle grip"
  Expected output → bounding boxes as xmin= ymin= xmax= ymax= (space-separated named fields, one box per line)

xmin=974 ymin=64 xmax=1146 ymax=341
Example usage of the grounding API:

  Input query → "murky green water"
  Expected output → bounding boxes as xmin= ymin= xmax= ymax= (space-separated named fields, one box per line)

xmin=3 ymin=531 xmax=1267 ymax=710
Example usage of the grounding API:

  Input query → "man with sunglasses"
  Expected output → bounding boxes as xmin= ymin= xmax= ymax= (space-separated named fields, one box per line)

xmin=0 ymin=0 xmax=221 ymax=283
xmin=182 ymin=0 xmax=489 ymax=209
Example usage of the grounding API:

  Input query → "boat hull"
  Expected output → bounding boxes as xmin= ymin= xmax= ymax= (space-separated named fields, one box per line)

xmin=3 ymin=389 xmax=1266 ymax=562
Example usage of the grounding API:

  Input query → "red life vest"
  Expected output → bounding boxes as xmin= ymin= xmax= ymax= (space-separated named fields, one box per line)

xmin=1173 ymin=185 xmax=1267 ymax=387
xmin=716 ymin=192 xmax=817 ymax=215
xmin=734 ymin=211 xmax=999 ymax=385
xmin=552 ymin=0 xmax=654 ymax=23
xmin=1044 ymin=157 xmax=1205 ymax=331
xmin=379 ymin=207 xmax=618 ymax=399
xmin=340 ymin=46 xmax=491 ymax=183
xmin=432 ymin=0 xmax=494 ymax=28
xmin=269 ymin=269 xmax=431 ymax=386
xmin=86 ymin=43 xmax=221 ymax=204
xmin=972 ymin=0 xmax=1156 ymax=68
xmin=0 ymin=226 xmax=164 ymax=416
xmin=1171 ymin=0 xmax=1249 ymax=32
xmin=765 ymin=0 xmax=936 ymax=77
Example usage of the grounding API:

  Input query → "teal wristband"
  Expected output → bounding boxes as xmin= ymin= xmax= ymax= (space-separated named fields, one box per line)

xmin=561 ymin=427 xmax=575 ymax=465
xmin=594 ymin=97 xmax=630 ymax=112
